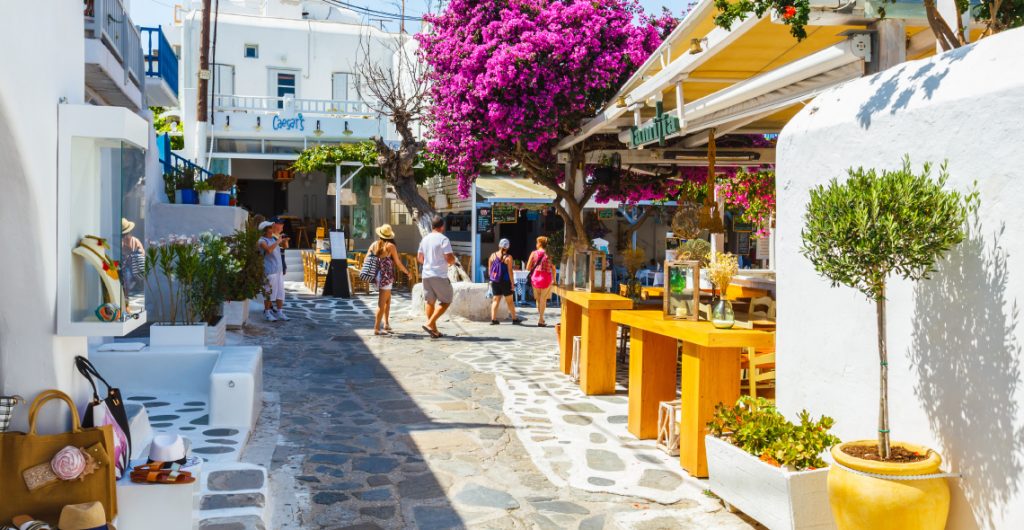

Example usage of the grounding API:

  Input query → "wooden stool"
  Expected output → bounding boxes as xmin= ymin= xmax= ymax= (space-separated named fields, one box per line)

xmin=657 ymin=399 xmax=682 ymax=456
xmin=617 ymin=326 xmax=630 ymax=363
xmin=570 ymin=336 xmax=581 ymax=383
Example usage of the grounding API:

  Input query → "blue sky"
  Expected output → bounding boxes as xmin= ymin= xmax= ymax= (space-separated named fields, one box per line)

xmin=128 ymin=0 xmax=680 ymax=33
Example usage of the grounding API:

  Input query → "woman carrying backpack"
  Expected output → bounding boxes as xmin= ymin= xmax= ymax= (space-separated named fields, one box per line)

xmin=489 ymin=238 xmax=523 ymax=325
xmin=526 ymin=236 xmax=556 ymax=327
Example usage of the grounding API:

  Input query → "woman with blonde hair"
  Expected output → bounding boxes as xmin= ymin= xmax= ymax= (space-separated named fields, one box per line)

xmin=526 ymin=236 xmax=556 ymax=327
xmin=368 ymin=224 xmax=409 ymax=335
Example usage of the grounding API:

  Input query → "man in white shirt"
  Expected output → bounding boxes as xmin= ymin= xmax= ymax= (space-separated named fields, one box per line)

xmin=417 ymin=215 xmax=456 ymax=337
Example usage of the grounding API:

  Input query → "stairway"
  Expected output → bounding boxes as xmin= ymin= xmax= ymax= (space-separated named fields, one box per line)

xmin=282 ymin=249 xmax=303 ymax=282
xmin=196 ymin=463 xmax=271 ymax=530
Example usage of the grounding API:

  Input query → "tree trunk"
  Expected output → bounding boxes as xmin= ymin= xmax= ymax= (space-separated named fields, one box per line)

xmin=622 ymin=207 xmax=655 ymax=249
xmin=372 ymin=136 xmax=436 ymax=237
xmin=392 ymin=175 xmax=435 ymax=236
xmin=876 ymin=284 xmax=892 ymax=459
xmin=924 ymin=0 xmax=963 ymax=51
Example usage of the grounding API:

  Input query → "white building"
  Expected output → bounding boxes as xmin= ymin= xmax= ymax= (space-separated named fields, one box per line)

xmin=174 ymin=0 xmax=404 ymax=230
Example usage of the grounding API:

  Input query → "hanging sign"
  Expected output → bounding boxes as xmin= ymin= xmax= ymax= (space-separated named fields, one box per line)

xmin=630 ymin=101 xmax=680 ymax=148
xmin=597 ymin=209 xmax=615 ymax=220
xmin=491 ymin=204 xmax=518 ymax=224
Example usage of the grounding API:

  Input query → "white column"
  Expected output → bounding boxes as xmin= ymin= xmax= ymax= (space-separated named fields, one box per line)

xmin=335 ymin=165 xmax=341 ymax=231
xmin=470 ymin=182 xmax=478 ymax=282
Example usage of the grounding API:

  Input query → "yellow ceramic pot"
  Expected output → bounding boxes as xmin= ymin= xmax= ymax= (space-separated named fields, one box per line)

xmin=828 ymin=440 xmax=950 ymax=530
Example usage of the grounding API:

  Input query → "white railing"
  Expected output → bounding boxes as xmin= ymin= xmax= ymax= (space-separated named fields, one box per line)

xmin=84 ymin=0 xmax=144 ymax=88
xmin=212 ymin=94 xmax=376 ymax=116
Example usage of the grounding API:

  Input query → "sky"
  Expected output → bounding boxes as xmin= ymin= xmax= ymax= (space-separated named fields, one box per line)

xmin=128 ymin=0 xmax=679 ymax=33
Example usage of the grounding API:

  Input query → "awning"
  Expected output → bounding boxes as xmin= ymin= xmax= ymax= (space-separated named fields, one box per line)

xmin=475 ymin=175 xmax=555 ymax=204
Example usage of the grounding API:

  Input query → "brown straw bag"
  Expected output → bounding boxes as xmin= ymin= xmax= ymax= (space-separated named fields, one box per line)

xmin=0 ymin=389 xmax=117 ymax=522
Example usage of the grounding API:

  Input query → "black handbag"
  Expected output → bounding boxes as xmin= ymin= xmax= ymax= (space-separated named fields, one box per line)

xmin=75 ymin=356 xmax=132 ymax=478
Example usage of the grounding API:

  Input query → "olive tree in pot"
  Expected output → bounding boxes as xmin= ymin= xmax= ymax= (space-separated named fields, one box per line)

xmin=222 ymin=225 xmax=266 ymax=329
xmin=800 ymin=158 xmax=975 ymax=529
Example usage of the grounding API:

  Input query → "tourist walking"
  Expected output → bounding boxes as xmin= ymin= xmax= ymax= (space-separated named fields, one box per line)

xmin=368 ymin=224 xmax=409 ymax=335
xmin=417 ymin=215 xmax=456 ymax=338
xmin=259 ymin=220 xmax=289 ymax=322
xmin=488 ymin=239 xmax=523 ymax=325
xmin=525 ymin=236 xmax=556 ymax=327
xmin=120 ymin=218 xmax=145 ymax=292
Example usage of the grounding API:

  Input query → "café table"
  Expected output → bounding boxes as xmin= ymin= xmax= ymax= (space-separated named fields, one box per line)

xmin=554 ymin=286 xmax=633 ymax=395
xmin=610 ymin=309 xmax=775 ymax=478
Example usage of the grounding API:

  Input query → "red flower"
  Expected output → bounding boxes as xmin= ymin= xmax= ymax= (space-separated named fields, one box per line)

xmin=102 ymin=262 xmax=109 ymax=271
xmin=782 ymin=5 xmax=797 ymax=20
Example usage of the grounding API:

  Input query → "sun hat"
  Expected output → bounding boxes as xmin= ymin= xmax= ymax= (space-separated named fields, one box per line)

xmin=148 ymin=433 xmax=188 ymax=464
xmin=375 ymin=224 xmax=395 ymax=240
xmin=57 ymin=502 xmax=115 ymax=530
xmin=121 ymin=218 xmax=135 ymax=235
xmin=258 ymin=220 xmax=274 ymax=231
xmin=498 ymin=238 xmax=510 ymax=249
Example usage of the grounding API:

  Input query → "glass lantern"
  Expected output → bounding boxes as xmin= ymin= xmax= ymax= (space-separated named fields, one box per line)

xmin=663 ymin=260 xmax=700 ymax=320
xmin=573 ymin=250 xmax=610 ymax=292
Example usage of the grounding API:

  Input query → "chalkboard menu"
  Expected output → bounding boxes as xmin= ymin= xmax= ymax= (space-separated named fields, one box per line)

xmin=598 ymin=209 xmax=615 ymax=220
xmin=492 ymin=203 xmax=518 ymax=224
xmin=477 ymin=207 xmax=493 ymax=233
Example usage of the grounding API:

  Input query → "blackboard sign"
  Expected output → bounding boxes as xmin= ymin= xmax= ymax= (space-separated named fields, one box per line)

xmin=477 ymin=207 xmax=493 ymax=233
xmin=598 ymin=208 xmax=615 ymax=220
xmin=492 ymin=204 xmax=518 ymax=224
xmin=733 ymin=219 xmax=754 ymax=233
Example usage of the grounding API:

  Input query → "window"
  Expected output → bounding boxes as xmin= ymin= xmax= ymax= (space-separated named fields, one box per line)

xmin=389 ymin=200 xmax=413 ymax=226
xmin=244 ymin=44 xmax=258 ymax=58
xmin=211 ymin=63 xmax=234 ymax=96
xmin=270 ymin=69 xmax=298 ymax=109
xmin=332 ymin=72 xmax=352 ymax=101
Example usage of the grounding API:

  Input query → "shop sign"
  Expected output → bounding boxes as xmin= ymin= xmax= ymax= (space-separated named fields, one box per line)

xmin=630 ymin=102 xmax=680 ymax=148
xmin=273 ymin=113 xmax=305 ymax=131
xmin=492 ymin=203 xmax=518 ymax=224
xmin=477 ymin=207 xmax=493 ymax=233
xmin=597 ymin=209 xmax=615 ymax=220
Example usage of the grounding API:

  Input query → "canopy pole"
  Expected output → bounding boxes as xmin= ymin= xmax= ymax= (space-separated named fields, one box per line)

xmin=335 ymin=165 xmax=342 ymax=231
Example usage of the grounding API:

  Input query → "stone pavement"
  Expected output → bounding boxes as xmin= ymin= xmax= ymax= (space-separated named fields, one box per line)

xmin=232 ymin=286 xmax=760 ymax=529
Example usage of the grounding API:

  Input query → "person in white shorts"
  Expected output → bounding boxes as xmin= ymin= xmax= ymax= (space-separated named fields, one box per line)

xmin=417 ymin=215 xmax=456 ymax=338
xmin=258 ymin=220 xmax=289 ymax=321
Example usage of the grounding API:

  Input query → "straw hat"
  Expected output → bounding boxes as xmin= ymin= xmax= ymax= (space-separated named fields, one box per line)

xmin=375 ymin=224 xmax=395 ymax=240
xmin=121 ymin=218 xmax=135 ymax=235
xmin=58 ymin=501 xmax=116 ymax=530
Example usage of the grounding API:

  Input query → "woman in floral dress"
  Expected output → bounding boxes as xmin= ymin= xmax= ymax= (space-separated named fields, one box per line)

xmin=368 ymin=224 xmax=409 ymax=335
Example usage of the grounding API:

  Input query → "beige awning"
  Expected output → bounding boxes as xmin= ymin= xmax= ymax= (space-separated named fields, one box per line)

xmin=476 ymin=175 xmax=555 ymax=204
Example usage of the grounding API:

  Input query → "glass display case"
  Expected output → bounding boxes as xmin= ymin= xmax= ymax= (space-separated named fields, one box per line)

xmin=663 ymin=260 xmax=700 ymax=320
xmin=57 ymin=105 xmax=149 ymax=336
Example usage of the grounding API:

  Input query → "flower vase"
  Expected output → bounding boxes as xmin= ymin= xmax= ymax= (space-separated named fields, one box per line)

xmin=711 ymin=298 xmax=735 ymax=329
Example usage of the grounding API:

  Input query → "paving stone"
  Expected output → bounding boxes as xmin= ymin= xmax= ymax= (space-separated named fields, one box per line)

xmin=341 ymin=522 xmax=385 ymax=530
xmin=455 ymin=484 xmax=520 ymax=510
xmin=607 ymin=415 xmax=628 ymax=424
xmin=358 ymin=505 xmax=397 ymax=520
xmin=636 ymin=454 xmax=661 ymax=464
xmin=531 ymin=500 xmax=590 ymax=515
xmin=589 ymin=433 xmax=607 ymax=443
xmin=638 ymin=469 xmax=683 ymax=491
xmin=199 ymin=515 xmax=266 ymax=530
xmin=309 ymin=453 xmax=352 ymax=465
xmin=354 ymin=487 xmax=392 ymax=501
xmin=397 ymin=473 xmax=445 ymax=500
xmin=308 ymin=442 xmax=363 ymax=453
xmin=207 ymin=469 xmax=265 ymax=491
xmin=413 ymin=505 xmax=464 ymax=530
xmin=194 ymin=446 xmax=236 ymax=455
xmin=588 ymin=477 xmax=615 ymax=486
xmin=557 ymin=403 xmax=603 ymax=413
xmin=578 ymin=514 xmax=606 ymax=530
xmin=312 ymin=491 xmax=349 ymax=505
xmin=563 ymin=414 xmax=594 ymax=426
xmin=586 ymin=449 xmax=626 ymax=472
xmin=352 ymin=456 xmax=400 ymax=474
xmin=201 ymin=492 xmax=266 ymax=510
xmin=366 ymin=475 xmax=392 ymax=486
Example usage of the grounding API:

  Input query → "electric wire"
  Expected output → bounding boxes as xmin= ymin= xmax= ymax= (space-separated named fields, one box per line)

xmin=321 ymin=0 xmax=424 ymax=21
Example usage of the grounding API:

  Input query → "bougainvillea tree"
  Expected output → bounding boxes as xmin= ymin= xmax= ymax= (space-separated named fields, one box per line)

xmin=717 ymin=168 xmax=776 ymax=238
xmin=417 ymin=0 xmax=676 ymax=250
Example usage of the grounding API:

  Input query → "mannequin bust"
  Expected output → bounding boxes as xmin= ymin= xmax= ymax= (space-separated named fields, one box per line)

xmin=72 ymin=235 xmax=128 ymax=316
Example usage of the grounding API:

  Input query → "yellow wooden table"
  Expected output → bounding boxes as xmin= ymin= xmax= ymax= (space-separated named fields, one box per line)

xmin=555 ymin=287 xmax=634 ymax=395
xmin=610 ymin=309 xmax=775 ymax=477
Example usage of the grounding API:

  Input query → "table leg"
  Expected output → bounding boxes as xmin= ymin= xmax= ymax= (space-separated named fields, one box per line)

xmin=679 ymin=343 xmax=741 ymax=477
xmin=559 ymin=301 xmax=582 ymax=375
xmin=580 ymin=307 xmax=617 ymax=395
xmin=627 ymin=329 xmax=678 ymax=439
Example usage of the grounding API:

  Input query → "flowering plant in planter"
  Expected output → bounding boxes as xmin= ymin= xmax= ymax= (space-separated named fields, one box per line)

xmin=717 ymin=168 xmax=775 ymax=238
xmin=712 ymin=0 xmax=811 ymax=40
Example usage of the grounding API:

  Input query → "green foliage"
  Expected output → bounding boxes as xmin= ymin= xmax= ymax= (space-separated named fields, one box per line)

xmin=800 ymin=158 xmax=976 ymax=302
xmin=151 ymin=107 xmax=184 ymax=150
xmin=292 ymin=142 xmax=450 ymax=185
xmin=145 ymin=233 xmax=241 ymax=324
xmin=708 ymin=396 xmax=840 ymax=470
xmin=223 ymin=226 xmax=266 ymax=302
xmin=713 ymin=0 xmax=810 ymax=40
xmin=163 ymin=172 xmax=179 ymax=202
xmin=680 ymin=238 xmax=711 ymax=266
xmin=972 ymin=0 xmax=1024 ymax=30
xmin=547 ymin=229 xmax=566 ymax=265
xmin=208 ymin=173 xmax=237 ymax=192
xmin=193 ymin=179 xmax=214 ymax=192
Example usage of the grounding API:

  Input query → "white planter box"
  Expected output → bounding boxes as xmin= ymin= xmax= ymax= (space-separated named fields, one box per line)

xmin=150 ymin=323 xmax=207 ymax=347
xmin=705 ymin=435 xmax=835 ymax=530
xmin=198 ymin=190 xmax=216 ymax=206
xmin=223 ymin=300 xmax=251 ymax=329
xmin=205 ymin=316 xmax=226 ymax=346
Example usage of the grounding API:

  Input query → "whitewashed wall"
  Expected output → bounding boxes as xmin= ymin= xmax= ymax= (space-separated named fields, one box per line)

xmin=776 ymin=28 xmax=1024 ymax=530
xmin=0 ymin=0 xmax=91 ymax=431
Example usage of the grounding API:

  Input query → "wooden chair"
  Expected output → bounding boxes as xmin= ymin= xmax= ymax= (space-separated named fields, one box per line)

xmin=294 ymin=224 xmax=311 ymax=249
xmin=314 ymin=256 xmax=327 ymax=294
xmin=401 ymin=253 xmax=419 ymax=287
xmin=741 ymin=348 xmax=776 ymax=400
xmin=748 ymin=295 xmax=776 ymax=321
xmin=315 ymin=227 xmax=326 ymax=240
xmin=348 ymin=265 xmax=370 ymax=295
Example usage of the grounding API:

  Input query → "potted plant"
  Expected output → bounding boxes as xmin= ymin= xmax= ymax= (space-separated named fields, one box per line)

xmin=144 ymin=233 xmax=236 ymax=346
xmin=194 ymin=178 xmax=216 ymax=206
xmin=706 ymin=397 xmax=840 ymax=530
xmin=222 ymin=224 xmax=265 ymax=329
xmin=800 ymin=159 xmax=975 ymax=529
xmin=163 ymin=172 xmax=180 ymax=203
xmin=177 ymin=167 xmax=197 ymax=204
xmin=705 ymin=251 xmax=739 ymax=328
xmin=208 ymin=173 xmax=237 ymax=206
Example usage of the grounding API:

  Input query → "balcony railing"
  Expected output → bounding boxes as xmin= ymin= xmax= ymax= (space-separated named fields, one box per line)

xmin=140 ymin=26 xmax=179 ymax=99
xmin=158 ymin=133 xmax=213 ymax=183
xmin=213 ymin=94 xmax=376 ymax=117
xmin=84 ymin=0 xmax=144 ymax=88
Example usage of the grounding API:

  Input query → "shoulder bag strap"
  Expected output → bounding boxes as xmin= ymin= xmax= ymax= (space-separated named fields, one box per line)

xmin=74 ymin=355 xmax=103 ymax=404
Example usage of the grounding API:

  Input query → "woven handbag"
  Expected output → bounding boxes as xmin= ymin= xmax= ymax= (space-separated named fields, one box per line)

xmin=359 ymin=253 xmax=380 ymax=283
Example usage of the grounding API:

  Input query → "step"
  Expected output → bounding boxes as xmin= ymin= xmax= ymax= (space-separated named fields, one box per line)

xmin=196 ymin=463 xmax=272 ymax=530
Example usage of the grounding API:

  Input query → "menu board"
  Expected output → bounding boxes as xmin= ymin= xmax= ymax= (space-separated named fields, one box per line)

xmin=492 ymin=203 xmax=518 ymax=224
xmin=477 ymin=207 xmax=493 ymax=233
xmin=598 ymin=208 xmax=615 ymax=220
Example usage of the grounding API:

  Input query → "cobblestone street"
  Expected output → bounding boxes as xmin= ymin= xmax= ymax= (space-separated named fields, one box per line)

xmin=232 ymin=287 xmax=759 ymax=529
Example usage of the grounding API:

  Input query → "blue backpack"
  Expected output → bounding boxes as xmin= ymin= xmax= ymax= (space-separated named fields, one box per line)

xmin=488 ymin=253 xmax=504 ymax=282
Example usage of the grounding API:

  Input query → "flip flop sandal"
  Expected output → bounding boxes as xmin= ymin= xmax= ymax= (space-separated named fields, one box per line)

xmin=422 ymin=325 xmax=441 ymax=338
xmin=130 ymin=467 xmax=195 ymax=485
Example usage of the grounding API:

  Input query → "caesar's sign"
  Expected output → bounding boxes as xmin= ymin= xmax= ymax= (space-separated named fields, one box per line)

xmin=273 ymin=113 xmax=305 ymax=131
xmin=630 ymin=102 xmax=680 ymax=148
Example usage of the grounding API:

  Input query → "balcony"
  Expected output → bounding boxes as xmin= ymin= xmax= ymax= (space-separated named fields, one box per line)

xmin=141 ymin=26 xmax=179 ymax=107
xmin=84 ymin=0 xmax=145 ymax=111
xmin=213 ymin=95 xmax=376 ymax=117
